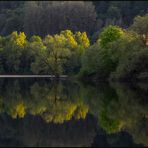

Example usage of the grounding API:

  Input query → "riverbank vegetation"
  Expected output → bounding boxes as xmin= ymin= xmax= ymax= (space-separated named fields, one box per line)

xmin=80 ymin=15 xmax=148 ymax=82
xmin=0 ymin=30 xmax=89 ymax=76
xmin=0 ymin=1 xmax=148 ymax=81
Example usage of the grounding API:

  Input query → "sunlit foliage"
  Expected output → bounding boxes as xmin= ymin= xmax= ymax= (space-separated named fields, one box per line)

xmin=99 ymin=25 xmax=124 ymax=49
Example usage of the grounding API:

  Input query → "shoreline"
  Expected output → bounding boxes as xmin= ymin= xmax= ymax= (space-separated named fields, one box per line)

xmin=0 ymin=75 xmax=68 ymax=78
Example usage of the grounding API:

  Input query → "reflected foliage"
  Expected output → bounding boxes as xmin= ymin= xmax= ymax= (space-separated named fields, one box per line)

xmin=94 ymin=82 xmax=148 ymax=146
xmin=0 ymin=79 xmax=89 ymax=123
xmin=0 ymin=78 xmax=147 ymax=146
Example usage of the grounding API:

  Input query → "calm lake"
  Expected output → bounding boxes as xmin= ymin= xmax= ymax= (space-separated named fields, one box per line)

xmin=0 ymin=78 xmax=147 ymax=147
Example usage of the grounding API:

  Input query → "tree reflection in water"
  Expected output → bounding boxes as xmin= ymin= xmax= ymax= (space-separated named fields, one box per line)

xmin=0 ymin=79 xmax=89 ymax=123
xmin=0 ymin=78 xmax=147 ymax=146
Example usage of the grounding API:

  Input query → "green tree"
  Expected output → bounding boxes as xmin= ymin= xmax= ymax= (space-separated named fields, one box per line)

xmin=109 ymin=31 xmax=148 ymax=81
xmin=43 ymin=33 xmax=71 ymax=76
xmin=80 ymin=41 xmax=117 ymax=80
xmin=31 ymin=32 xmax=72 ymax=76
xmin=30 ymin=35 xmax=49 ymax=74
xmin=99 ymin=25 xmax=124 ymax=49
xmin=62 ymin=30 xmax=90 ymax=74
xmin=3 ymin=31 xmax=26 ymax=73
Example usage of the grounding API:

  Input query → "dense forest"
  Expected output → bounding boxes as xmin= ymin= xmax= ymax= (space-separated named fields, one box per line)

xmin=0 ymin=1 xmax=148 ymax=81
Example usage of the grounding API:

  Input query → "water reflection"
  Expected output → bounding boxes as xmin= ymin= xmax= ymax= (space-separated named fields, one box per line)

xmin=0 ymin=78 xmax=147 ymax=147
xmin=0 ymin=79 xmax=89 ymax=123
xmin=0 ymin=114 xmax=97 ymax=147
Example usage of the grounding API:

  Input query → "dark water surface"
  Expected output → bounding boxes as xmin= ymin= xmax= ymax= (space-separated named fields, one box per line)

xmin=0 ymin=78 xmax=147 ymax=147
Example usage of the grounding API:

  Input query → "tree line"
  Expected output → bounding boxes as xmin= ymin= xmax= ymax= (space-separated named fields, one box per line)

xmin=80 ymin=13 xmax=148 ymax=81
xmin=0 ymin=12 xmax=148 ymax=81
xmin=0 ymin=30 xmax=89 ymax=76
